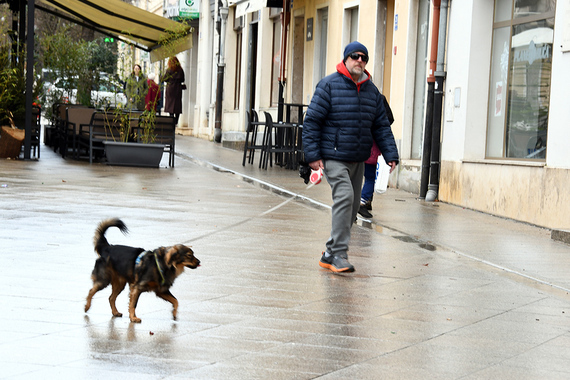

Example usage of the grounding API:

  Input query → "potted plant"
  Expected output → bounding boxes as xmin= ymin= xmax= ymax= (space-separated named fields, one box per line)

xmin=97 ymin=19 xmax=190 ymax=168
xmin=0 ymin=45 xmax=42 ymax=159
xmin=102 ymin=107 xmax=165 ymax=167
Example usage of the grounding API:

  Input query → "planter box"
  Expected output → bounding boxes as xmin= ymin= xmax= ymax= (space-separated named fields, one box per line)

xmin=103 ymin=141 xmax=165 ymax=168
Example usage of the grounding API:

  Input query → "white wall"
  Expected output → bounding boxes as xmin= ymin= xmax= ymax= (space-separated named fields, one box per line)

xmin=195 ymin=0 xmax=214 ymax=139
xmin=546 ymin=0 xmax=570 ymax=169
xmin=443 ymin=0 xmax=570 ymax=170
xmin=438 ymin=0 xmax=570 ymax=229
xmin=441 ymin=0 xmax=493 ymax=162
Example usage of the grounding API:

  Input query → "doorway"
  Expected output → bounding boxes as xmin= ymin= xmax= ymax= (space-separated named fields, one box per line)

xmin=246 ymin=21 xmax=258 ymax=113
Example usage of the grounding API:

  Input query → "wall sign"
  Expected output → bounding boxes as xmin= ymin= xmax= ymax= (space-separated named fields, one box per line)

xmin=166 ymin=0 xmax=200 ymax=20
xmin=307 ymin=18 xmax=313 ymax=41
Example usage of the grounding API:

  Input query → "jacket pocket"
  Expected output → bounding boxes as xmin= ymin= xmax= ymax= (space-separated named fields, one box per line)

xmin=334 ymin=129 xmax=340 ymax=151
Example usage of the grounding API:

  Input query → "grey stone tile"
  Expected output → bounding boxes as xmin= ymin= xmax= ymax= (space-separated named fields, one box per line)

xmin=2 ymin=136 xmax=570 ymax=378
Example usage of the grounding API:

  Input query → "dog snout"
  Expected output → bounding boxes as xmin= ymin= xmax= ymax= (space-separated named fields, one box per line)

xmin=185 ymin=257 xmax=200 ymax=269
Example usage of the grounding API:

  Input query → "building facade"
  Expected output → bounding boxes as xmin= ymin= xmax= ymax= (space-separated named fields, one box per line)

xmin=145 ymin=0 xmax=569 ymax=230
xmin=439 ymin=0 xmax=569 ymax=229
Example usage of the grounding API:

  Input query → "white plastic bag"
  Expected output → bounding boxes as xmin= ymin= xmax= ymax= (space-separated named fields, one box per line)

xmin=374 ymin=155 xmax=391 ymax=194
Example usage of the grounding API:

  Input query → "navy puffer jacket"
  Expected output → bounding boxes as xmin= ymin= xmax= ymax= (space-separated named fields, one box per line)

xmin=302 ymin=63 xmax=399 ymax=165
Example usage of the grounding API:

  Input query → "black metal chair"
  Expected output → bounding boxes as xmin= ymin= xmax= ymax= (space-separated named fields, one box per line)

xmin=260 ymin=112 xmax=300 ymax=170
xmin=65 ymin=106 xmax=96 ymax=159
xmin=77 ymin=111 xmax=123 ymax=164
xmin=278 ymin=103 xmax=307 ymax=169
xmin=29 ymin=106 xmax=41 ymax=158
xmin=146 ymin=115 xmax=176 ymax=167
xmin=242 ymin=110 xmax=265 ymax=166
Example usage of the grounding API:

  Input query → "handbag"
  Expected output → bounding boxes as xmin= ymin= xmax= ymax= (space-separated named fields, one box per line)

xmin=374 ymin=155 xmax=391 ymax=194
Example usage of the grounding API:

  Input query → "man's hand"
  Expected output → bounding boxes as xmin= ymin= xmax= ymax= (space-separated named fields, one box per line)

xmin=309 ymin=160 xmax=324 ymax=171
xmin=388 ymin=161 xmax=397 ymax=173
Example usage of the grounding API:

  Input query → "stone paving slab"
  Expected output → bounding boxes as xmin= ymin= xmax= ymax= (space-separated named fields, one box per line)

xmin=0 ymin=136 xmax=569 ymax=379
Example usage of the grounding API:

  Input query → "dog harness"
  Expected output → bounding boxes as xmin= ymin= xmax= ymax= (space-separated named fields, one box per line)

xmin=135 ymin=250 xmax=150 ymax=266
xmin=135 ymin=250 xmax=166 ymax=285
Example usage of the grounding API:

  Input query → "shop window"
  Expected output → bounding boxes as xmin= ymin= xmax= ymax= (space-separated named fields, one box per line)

xmin=486 ymin=0 xmax=555 ymax=159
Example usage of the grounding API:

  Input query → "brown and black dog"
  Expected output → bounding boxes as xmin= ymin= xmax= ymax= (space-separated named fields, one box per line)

xmin=84 ymin=218 xmax=200 ymax=323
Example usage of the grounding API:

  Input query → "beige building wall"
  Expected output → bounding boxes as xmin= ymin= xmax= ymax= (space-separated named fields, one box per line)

xmin=440 ymin=162 xmax=570 ymax=230
xmin=257 ymin=10 xmax=278 ymax=113
xmin=288 ymin=1 xmax=402 ymax=128
xmin=387 ymin=0 xmax=408 ymax=143
xmin=220 ymin=7 xmax=241 ymax=136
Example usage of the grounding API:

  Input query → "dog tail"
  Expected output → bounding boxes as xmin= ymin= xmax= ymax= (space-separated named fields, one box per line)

xmin=93 ymin=218 xmax=128 ymax=256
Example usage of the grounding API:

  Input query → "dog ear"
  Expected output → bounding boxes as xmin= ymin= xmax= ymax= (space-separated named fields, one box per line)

xmin=164 ymin=246 xmax=178 ymax=268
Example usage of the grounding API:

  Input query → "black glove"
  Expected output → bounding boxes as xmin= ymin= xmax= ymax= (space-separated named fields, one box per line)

xmin=299 ymin=161 xmax=311 ymax=184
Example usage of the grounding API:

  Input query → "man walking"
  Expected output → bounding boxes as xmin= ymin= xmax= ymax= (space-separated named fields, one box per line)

xmin=303 ymin=41 xmax=399 ymax=273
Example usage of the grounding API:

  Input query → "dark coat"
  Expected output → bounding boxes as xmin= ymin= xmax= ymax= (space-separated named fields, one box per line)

xmin=125 ymin=74 xmax=148 ymax=111
xmin=302 ymin=62 xmax=399 ymax=165
xmin=162 ymin=68 xmax=185 ymax=114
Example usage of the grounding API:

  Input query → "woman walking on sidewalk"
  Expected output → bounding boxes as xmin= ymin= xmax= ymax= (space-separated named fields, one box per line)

xmin=125 ymin=64 xmax=148 ymax=111
xmin=161 ymin=56 xmax=185 ymax=125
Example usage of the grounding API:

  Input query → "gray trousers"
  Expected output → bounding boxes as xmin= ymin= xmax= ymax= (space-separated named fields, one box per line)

xmin=323 ymin=160 xmax=365 ymax=258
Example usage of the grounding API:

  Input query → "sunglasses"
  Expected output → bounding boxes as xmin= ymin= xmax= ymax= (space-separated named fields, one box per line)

xmin=349 ymin=53 xmax=369 ymax=63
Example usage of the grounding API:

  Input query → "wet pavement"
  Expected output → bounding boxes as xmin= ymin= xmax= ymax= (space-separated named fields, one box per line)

xmin=1 ymin=136 xmax=570 ymax=379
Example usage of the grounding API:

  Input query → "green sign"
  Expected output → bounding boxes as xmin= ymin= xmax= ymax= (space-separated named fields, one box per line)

xmin=179 ymin=0 xmax=199 ymax=19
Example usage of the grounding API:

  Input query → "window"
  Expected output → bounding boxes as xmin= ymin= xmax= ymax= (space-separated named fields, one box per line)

xmin=315 ymin=7 xmax=329 ymax=82
xmin=343 ymin=6 xmax=359 ymax=46
xmin=486 ymin=0 xmax=556 ymax=159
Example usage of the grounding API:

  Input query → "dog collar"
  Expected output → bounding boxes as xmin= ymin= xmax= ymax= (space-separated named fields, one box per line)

xmin=154 ymin=250 xmax=166 ymax=285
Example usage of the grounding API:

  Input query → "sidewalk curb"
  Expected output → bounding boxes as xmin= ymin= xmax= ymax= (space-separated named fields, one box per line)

xmin=179 ymin=150 xmax=570 ymax=294
xmin=552 ymin=229 xmax=570 ymax=245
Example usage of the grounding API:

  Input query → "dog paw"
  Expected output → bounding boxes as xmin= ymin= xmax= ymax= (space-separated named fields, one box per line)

xmin=113 ymin=312 xmax=123 ymax=318
xmin=130 ymin=317 xmax=142 ymax=323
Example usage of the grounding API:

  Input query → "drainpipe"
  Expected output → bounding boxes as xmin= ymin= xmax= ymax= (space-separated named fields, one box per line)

xmin=24 ymin=0 xmax=35 ymax=160
xmin=214 ymin=0 xmax=228 ymax=143
xmin=419 ymin=0 xmax=441 ymax=199
xmin=425 ymin=0 xmax=449 ymax=202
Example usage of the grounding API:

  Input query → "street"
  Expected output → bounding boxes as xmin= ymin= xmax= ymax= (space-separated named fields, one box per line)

xmin=1 ymin=136 xmax=569 ymax=379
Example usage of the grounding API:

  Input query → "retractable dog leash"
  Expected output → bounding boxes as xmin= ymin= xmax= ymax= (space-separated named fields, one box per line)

xmin=185 ymin=181 xmax=318 ymax=245
xmin=179 ymin=155 xmax=328 ymax=245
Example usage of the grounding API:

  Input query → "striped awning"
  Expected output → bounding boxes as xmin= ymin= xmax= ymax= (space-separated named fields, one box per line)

xmin=37 ymin=0 xmax=192 ymax=58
